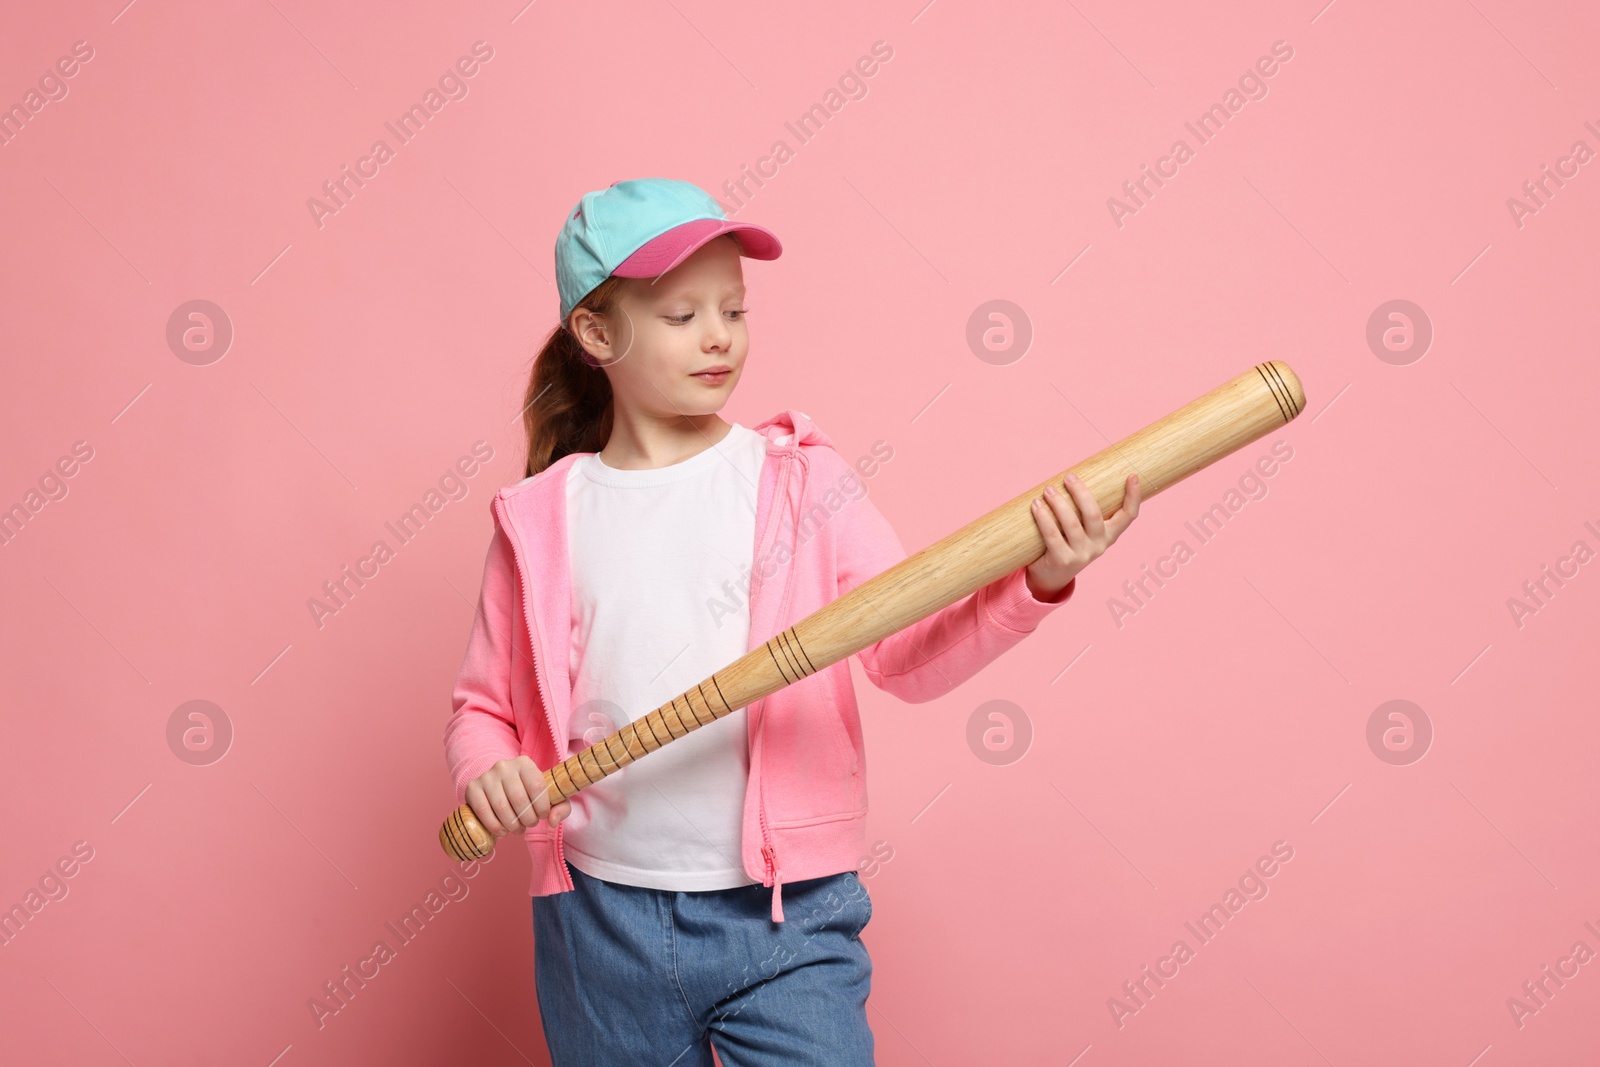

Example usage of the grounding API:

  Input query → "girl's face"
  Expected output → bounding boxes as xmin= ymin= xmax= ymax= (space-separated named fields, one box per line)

xmin=571 ymin=235 xmax=751 ymax=419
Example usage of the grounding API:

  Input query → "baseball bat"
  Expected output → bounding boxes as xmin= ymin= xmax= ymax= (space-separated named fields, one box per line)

xmin=440 ymin=361 xmax=1305 ymax=861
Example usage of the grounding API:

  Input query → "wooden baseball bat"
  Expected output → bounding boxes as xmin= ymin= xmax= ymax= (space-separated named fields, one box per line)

xmin=440 ymin=360 xmax=1305 ymax=861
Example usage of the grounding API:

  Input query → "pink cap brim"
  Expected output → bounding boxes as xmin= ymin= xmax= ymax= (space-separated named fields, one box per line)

xmin=612 ymin=218 xmax=782 ymax=278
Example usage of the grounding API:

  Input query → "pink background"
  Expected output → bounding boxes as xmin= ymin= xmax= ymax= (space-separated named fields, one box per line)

xmin=3 ymin=1 xmax=1598 ymax=1063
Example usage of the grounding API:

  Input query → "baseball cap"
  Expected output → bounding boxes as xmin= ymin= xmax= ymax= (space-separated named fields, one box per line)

xmin=555 ymin=178 xmax=782 ymax=324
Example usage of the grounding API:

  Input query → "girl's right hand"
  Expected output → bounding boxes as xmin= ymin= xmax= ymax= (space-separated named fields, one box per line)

xmin=465 ymin=756 xmax=573 ymax=837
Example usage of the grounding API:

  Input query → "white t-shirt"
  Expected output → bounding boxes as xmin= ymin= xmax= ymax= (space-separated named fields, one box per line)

xmin=560 ymin=422 xmax=767 ymax=890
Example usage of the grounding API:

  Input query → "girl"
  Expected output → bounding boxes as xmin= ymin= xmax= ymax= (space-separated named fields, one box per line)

xmin=443 ymin=177 xmax=1141 ymax=1066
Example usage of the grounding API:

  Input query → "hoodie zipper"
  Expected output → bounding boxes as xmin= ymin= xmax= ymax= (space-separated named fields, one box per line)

xmin=761 ymin=842 xmax=783 ymax=922
xmin=494 ymin=490 xmax=573 ymax=891
xmin=753 ymin=438 xmax=807 ymax=922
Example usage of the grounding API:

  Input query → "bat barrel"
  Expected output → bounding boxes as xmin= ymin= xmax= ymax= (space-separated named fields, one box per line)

xmin=791 ymin=360 xmax=1304 ymax=670
xmin=439 ymin=360 xmax=1305 ymax=861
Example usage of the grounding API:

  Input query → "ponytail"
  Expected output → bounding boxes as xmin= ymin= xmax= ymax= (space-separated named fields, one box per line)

xmin=521 ymin=275 xmax=627 ymax=477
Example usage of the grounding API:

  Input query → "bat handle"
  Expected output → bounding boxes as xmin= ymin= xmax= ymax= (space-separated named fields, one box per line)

xmin=438 ymin=767 xmax=565 ymax=862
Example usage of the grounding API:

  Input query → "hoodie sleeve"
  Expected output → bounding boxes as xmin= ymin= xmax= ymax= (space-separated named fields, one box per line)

xmin=822 ymin=447 xmax=1076 ymax=704
xmin=443 ymin=502 xmax=527 ymax=807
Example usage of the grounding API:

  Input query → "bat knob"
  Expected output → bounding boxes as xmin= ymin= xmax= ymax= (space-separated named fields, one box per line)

xmin=439 ymin=803 xmax=495 ymax=862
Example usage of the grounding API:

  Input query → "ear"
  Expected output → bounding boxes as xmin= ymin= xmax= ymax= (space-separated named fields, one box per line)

xmin=568 ymin=307 xmax=618 ymax=366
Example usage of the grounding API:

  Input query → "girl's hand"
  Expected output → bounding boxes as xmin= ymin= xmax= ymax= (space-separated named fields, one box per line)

xmin=1024 ymin=472 xmax=1142 ymax=599
xmin=465 ymin=756 xmax=573 ymax=837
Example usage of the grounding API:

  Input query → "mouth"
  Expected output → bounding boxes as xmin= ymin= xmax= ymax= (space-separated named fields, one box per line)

xmin=691 ymin=366 xmax=732 ymax=385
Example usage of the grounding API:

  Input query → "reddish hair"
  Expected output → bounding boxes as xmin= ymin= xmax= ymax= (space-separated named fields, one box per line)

xmin=519 ymin=275 xmax=626 ymax=477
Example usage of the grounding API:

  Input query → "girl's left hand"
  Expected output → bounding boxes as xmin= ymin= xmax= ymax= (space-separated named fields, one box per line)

xmin=1024 ymin=472 xmax=1142 ymax=600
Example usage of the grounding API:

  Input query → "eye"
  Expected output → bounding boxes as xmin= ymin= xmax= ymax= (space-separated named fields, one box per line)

xmin=665 ymin=308 xmax=748 ymax=325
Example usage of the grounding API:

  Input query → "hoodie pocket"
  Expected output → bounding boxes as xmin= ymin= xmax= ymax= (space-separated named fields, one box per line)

xmin=761 ymin=666 xmax=862 ymax=822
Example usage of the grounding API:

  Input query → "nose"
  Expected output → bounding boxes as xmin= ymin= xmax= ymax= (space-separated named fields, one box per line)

xmin=705 ymin=314 xmax=731 ymax=352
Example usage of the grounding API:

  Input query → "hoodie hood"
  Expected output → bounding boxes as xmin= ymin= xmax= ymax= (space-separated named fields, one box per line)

xmin=748 ymin=409 xmax=835 ymax=452
xmin=511 ymin=410 xmax=833 ymax=491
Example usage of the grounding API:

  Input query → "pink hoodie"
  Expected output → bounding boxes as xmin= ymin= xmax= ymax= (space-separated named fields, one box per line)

xmin=443 ymin=409 xmax=1076 ymax=922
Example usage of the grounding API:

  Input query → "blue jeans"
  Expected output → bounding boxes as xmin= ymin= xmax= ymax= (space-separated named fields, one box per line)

xmin=532 ymin=862 xmax=875 ymax=1066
